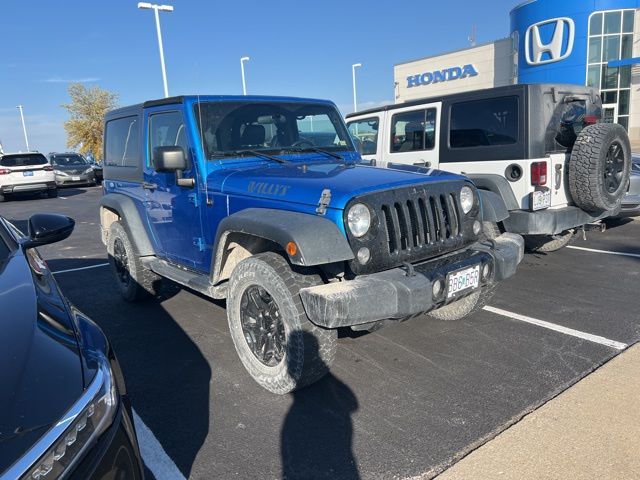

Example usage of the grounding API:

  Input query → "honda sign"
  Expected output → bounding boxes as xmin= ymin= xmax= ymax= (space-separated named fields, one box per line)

xmin=525 ymin=17 xmax=575 ymax=65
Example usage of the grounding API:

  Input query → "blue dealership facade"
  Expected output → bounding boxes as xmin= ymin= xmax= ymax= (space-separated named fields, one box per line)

xmin=394 ymin=0 xmax=640 ymax=141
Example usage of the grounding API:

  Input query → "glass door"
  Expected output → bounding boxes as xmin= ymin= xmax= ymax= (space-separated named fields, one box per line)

xmin=602 ymin=104 xmax=618 ymax=123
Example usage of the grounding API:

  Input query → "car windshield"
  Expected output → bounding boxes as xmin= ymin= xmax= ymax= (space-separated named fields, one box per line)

xmin=51 ymin=154 xmax=87 ymax=166
xmin=193 ymin=101 xmax=354 ymax=159
xmin=0 ymin=154 xmax=47 ymax=167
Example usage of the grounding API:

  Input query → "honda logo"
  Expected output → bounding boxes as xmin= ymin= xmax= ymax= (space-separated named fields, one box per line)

xmin=525 ymin=18 xmax=575 ymax=65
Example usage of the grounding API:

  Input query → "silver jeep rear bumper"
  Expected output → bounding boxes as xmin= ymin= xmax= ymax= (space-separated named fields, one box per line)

xmin=502 ymin=206 xmax=618 ymax=235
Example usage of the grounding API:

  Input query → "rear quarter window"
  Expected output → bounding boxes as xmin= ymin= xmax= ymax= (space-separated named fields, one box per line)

xmin=105 ymin=116 xmax=140 ymax=167
xmin=449 ymin=96 xmax=519 ymax=148
xmin=0 ymin=154 xmax=47 ymax=167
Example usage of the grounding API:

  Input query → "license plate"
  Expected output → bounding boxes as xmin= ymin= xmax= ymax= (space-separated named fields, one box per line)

xmin=72 ymin=176 xmax=81 ymax=181
xmin=446 ymin=265 xmax=480 ymax=299
xmin=23 ymin=171 xmax=34 ymax=177
xmin=531 ymin=189 xmax=551 ymax=211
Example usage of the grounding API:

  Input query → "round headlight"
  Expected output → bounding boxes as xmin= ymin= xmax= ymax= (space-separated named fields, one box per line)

xmin=347 ymin=203 xmax=371 ymax=238
xmin=460 ymin=186 xmax=474 ymax=214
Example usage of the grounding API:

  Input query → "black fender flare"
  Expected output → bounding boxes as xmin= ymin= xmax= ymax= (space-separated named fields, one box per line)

xmin=478 ymin=189 xmax=509 ymax=223
xmin=212 ymin=208 xmax=354 ymax=281
xmin=100 ymin=193 xmax=155 ymax=256
xmin=468 ymin=174 xmax=520 ymax=211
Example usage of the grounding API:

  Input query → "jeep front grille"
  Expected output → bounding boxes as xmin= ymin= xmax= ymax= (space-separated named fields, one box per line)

xmin=346 ymin=181 xmax=478 ymax=275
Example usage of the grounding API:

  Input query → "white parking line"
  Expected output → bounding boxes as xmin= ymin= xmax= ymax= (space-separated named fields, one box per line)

xmin=51 ymin=263 xmax=109 ymax=275
xmin=133 ymin=409 xmax=187 ymax=480
xmin=483 ymin=306 xmax=628 ymax=350
xmin=566 ymin=245 xmax=640 ymax=259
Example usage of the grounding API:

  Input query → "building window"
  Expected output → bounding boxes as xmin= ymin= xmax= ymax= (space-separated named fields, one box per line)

xmin=586 ymin=9 xmax=635 ymax=129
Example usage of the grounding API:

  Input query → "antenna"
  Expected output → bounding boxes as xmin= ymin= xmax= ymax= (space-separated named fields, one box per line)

xmin=468 ymin=25 xmax=477 ymax=47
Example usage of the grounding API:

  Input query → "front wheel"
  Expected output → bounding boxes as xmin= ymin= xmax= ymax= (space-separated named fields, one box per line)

xmin=227 ymin=252 xmax=337 ymax=394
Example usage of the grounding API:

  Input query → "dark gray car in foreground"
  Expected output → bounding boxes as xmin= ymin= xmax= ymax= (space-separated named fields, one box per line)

xmin=0 ymin=214 xmax=143 ymax=479
xmin=618 ymin=158 xmax=640 ymax=217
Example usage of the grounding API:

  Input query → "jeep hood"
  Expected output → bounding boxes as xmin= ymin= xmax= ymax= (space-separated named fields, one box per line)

xmin=217 ymin=160 xmax=465 ymax=210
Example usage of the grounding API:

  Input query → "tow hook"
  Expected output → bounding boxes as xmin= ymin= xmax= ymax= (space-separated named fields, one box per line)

xmin=402 ymin=262 xmax=416 ymax=277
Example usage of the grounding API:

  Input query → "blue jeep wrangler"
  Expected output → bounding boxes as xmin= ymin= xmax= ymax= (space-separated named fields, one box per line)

xmin=99 ymin=95 xmax=524 ymax=393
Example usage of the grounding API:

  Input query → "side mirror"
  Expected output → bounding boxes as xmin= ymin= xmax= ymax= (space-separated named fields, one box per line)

xmin=22 ymin=214 xmax=75 ymax=249
xmin=152 ymin=146 xmax=188 ymax=172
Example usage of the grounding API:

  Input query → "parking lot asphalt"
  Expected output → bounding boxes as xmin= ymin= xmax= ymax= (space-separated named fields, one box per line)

xmin=2 ymin=186 xmax=639 ymax=480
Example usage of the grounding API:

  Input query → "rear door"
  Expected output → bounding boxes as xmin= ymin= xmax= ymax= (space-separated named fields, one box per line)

xmin=143 ymin=108 xmax=207 ymax=271
xmin=381 ymin=103 xmax=441 ymax=169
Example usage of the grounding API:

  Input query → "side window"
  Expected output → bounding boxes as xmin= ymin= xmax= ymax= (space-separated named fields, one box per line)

xmin=449 ymin=96 xmax=519 ymax=148
xmin=347 ymin=118 xmax=379 ymax=155
xmin=105 ymin=116 xmax=140 ymax=167
xmin=149 ymin=111 xmax=189 ymax=163
xmin=390 ymin=109 xmax=436 ymax=153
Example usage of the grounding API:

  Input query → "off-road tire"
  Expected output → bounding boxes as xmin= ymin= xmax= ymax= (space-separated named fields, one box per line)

xmin=107 ymin=221 xmax=161 ymax=302
xmin=227 ymin=252 xmax=337 ymax=394
xmin=569 ymin=123 xmax=631 ymax=212
xmin=524 ymin=230 xmax=574 ymax=253
xmin=47 ymin=189 xmax=58 ymax=198
xmin=428 ymin=285 xmax=496 ymax=321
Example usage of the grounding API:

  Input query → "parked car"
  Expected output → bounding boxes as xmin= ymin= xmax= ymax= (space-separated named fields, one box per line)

xmin=346 ymin=84 xmax=632 ymax=252
xmin=89 ymin=159 xmax=104 ymax=184
xmin=99 ymin=95 xmax=524 ymax=394
xmin=616 ymin=157 xmax=640 ymax=217
xmin=48 ymin=152 xmax=97 ymax=187
xmin=0 ymin=152 xmax=57 ymax=202
xmin=0 ymin=213 xmax=144 ymax=480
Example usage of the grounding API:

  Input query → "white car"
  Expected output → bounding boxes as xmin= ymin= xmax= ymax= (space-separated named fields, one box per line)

xmin=0 ymin=152 xmax=57 ymax=202
xmin=346 ymin=84 xmax=632 ymax=252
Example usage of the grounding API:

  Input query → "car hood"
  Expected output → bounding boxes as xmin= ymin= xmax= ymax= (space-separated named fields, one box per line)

xmin=0 ymin=252 xmax=83 ymax=473
xmin=215 ymin=158 xmax=467 ymax=210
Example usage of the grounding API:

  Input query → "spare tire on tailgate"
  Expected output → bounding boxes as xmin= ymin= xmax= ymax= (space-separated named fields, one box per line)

xmin=568 ymin=123 xmax=631 ymax=213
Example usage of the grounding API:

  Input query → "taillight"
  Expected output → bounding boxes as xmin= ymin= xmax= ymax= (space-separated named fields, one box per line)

xmin=0 ymin=168 xmax=11 ymax=175
xmin=583 ymin=115 xmax=598 ymax=125
xmin=43 ymin=165 xmax=54 ymax=171
xmin=531 ymin=162 xmax=547 ymax=186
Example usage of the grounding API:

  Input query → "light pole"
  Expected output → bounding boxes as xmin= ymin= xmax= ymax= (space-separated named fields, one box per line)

xmin=352 ymin=63 xmax=362 ymax=113
xmin=16 ymin=105 xmax=30 ymax=152
xmin=138 ymin=2 xmax=173 ymax=98
xmin=240 ymin=56 xmax=250 ymax=95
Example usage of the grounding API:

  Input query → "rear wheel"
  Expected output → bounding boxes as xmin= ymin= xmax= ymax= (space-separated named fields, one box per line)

xmin=524 ymin=230 xmax=574 ymax=253
xmin=227 ymin=252 xmax=337 ymax=394
xmin=107 ymin=221 xmax=161 ymax=301
xmin=428 ymin=286 xmax=495 ymax=321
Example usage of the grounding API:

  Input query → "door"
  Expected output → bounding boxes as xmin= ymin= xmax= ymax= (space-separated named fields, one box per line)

xmin=381 ymin=103 xmax=441 ymax=169
xmin=347 ymin=115 xmax=382 ymax=165
xmin=143 ymin=109 xmax=207 ymax=271
xmin=602 ymin=104 xmax=618 ymax=124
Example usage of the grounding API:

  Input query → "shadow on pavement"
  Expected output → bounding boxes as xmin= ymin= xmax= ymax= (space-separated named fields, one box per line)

xmin=281 ymin=331 xmax=360 ymax=480
xmin=47 ymin=257 xmax=211 ymax=478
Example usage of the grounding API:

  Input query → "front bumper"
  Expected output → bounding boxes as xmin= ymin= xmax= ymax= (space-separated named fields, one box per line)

xmin=502 ymin=206 xmax=619 ymax=235
xmin=56 ymin=173 xmax=95 ymax=186
xmin=300 ymin=233 xmax=524 ymax=328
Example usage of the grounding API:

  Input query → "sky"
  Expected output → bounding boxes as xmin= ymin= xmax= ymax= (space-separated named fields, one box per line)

xmin=0 ymin=0 xmax=518 ymax=154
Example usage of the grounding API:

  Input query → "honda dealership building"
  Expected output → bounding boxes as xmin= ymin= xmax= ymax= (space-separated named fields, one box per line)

xmin=394 ymin=0 xmax=640 ymax=142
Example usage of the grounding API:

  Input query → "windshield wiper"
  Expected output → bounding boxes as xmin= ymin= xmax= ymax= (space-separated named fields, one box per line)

xmin=210 ymin=150 xmax=289 ymax=164
xmin=282 ymin=146 xmax=344 ymax=161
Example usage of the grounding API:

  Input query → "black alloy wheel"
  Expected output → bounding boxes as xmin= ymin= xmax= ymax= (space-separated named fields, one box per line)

xmin=604 ymin=141 xmax=625 ymax=194
xmin=240 ymin=285 xmax=286 ymax=367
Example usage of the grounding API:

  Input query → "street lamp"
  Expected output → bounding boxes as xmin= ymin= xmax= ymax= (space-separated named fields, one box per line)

xmin=138 ymin=2 xmax=174 ymax=98
xmin=16 ymin=105 xmax=30 ymax=152
xmin=240 ymin=56 xmax=250 ymax=95
xmin=352 ymin=63 xmax=362 ymax=113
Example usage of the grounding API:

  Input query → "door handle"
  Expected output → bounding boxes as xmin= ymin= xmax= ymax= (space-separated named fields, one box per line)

xmin=413 ymin=160 xmax=431 ymax=167
xmin=142 ymin=182 xmax=158 ymax=191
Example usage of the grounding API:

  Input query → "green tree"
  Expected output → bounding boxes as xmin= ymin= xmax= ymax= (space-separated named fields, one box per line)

xmin=62 ymin=83 xmax=118 ymax=159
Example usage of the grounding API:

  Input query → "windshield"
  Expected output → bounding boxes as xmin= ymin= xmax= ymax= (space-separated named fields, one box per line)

xmin=0 ymin=154 xmax=47 ymax=167
xmin=193 ymin=101 xmax=354 ymax=159
xmin=50 ymin=154 xmax=88 ymax=166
